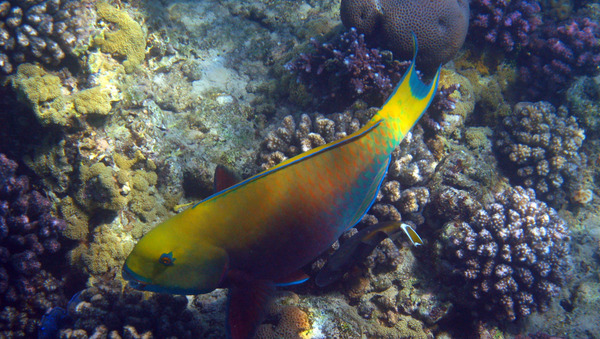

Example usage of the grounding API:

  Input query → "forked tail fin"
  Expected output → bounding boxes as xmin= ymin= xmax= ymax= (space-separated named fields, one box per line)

xmin=375 ymin=36 xmax=441 ymax=141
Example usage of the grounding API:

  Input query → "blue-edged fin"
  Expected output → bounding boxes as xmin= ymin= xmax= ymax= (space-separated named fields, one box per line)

xmin=316 ymin=221 xmax=406 ymax=287
xmin=226 ymin=270 xmax=274 ymax=339
xmin=275 ymin=270 xmax=310 ymax=287
xmin=400 ymin=223 xmax=423 ymax=246
xmin=214 ymin=165 xmax=242 ymax=192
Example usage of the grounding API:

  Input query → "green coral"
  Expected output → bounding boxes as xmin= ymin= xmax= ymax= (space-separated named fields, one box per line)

xmin=12 ymin=64 xmax=62 ymax=103
xmin=23 ymin=139 xmax=74 ymax=194
xmin=76 ymin=151 xmax=166 ymax=225
xmin=95 ymin=2 xmax=146 ymax=73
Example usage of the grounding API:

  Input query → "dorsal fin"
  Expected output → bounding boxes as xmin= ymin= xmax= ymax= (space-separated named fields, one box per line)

xmin=214 ymin=165 xmax=241 ymax=193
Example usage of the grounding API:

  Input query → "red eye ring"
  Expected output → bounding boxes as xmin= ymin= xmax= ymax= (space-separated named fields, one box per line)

xmin=159 ymin=252 xmax=176 ymax=266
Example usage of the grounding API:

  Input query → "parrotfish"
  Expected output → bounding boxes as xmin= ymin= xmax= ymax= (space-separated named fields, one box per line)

xmin=122 ymin=44 xmax=440 ymax=339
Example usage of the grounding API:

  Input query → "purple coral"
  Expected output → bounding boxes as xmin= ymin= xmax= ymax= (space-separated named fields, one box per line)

xmin=59 ymin=280 xmax=202 ymax=338
xmin=436 ymin=186 xmax=570 ymax=321
xmin=494 ymin=101 xmax=585 ymax=205
xmin=286 ymin=28 xmax=410 ymax=112
xmin=0 ymin=153 xmax=68 ymax=337
xmin=469 ymin=0 xmax=542 ymax=53
xmin=517 ymin=17 xmax=600 ymax=100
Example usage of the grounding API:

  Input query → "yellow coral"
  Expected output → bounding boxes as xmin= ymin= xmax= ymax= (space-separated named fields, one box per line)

xmin=77 ymin=162 xmax=127 ymax=212
xmin=59 ymin=196 xmax=90 ymax=241
xmin=95 ymin=2 xmax=146 ymax=73
xmin=80 ymin=225 xmax=134 ymax=275
xmin=13 ymin=64 xmax=62 ymax=103
xmin=12 ymin=64 xmax=75 ymax=126
xmin=255 ymin=303 xmax=310 ymax=339
xmin=74 ymin=86 xmax=113 ymax=115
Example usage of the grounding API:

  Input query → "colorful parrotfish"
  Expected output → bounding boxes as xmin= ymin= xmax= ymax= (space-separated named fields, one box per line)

xmin=122 ymin=44 xmax=440 ymax=339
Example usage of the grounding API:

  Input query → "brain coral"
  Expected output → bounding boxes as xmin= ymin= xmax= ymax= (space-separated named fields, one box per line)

xmin=340 ymin=0 xmax=470 ymax=71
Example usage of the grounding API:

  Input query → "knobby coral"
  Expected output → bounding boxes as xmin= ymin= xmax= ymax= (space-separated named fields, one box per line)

xmin=0 ymin=153 xmax=68 ymax=337
xmin=494 ymin=101 xmax=585 ymax=205
xmin=436 ymin=186 xmax=570 ymax=321
xmin=0 ymin=0 xmax=95 ymax=74
xmin=58 ymin=280 xmax=202 ymax=338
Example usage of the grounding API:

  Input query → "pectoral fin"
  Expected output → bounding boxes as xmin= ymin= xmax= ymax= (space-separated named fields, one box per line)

xmin=275 ymin=270 xmax=310 ymax=287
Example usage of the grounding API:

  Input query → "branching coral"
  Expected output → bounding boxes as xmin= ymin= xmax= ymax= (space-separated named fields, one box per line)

xmin=469 ymin=0 xmax=542 ymax=53
xmin=517 ymin=16 xmax=600 ymax=100
xmin=286 ymin=28 xmax=410 ymax=111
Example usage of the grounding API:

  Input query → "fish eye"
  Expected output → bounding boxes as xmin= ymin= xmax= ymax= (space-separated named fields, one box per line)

xmin=158 ymin=252 xmax=176 ymax=266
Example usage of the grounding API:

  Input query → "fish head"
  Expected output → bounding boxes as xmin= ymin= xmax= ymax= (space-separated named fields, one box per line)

xmin=122 ymin=224 xmax=228 ymax=295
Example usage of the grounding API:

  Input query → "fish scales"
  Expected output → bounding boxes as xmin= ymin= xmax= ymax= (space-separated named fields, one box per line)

xmin=122 ymin=42 xmax=440 ymax=339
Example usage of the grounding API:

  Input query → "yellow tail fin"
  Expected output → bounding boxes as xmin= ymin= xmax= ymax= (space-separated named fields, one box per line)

xmin=376 ymin=37 xmax=441 ymax=137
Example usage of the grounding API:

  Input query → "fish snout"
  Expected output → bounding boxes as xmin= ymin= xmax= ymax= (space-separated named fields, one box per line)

xmin=122 ymin=265 xmax=148 ymax=290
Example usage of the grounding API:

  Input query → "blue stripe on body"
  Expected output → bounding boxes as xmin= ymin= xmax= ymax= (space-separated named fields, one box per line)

xmin=193 ymin=120 xmax=383 ymax=208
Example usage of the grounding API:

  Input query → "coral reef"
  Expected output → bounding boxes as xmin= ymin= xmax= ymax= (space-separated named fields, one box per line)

xmin=0 ymin=0 xmax=95 ymax=74
xmin=258 ymin=101 xmax=374 ymax=169
xmin=0 ymin=153 xmax=68 ymax=337
xmin=435 ymin=186 xmax=571 ymax=321
xmin=494 ymin=101 xmax=586 ymax=205
xmin=286 ymin=28 xmax=410 ymax=111
xmin=420 ymin=69 xmax=475 ymax=135
xmin=94 ymin=2 xmax=146 ymax=73
xmin=566 ymin=75 xmax=600 ymax=136
xmin=258 ymin=101 xmax=439 ymax=226
xmin=469 ymin=0 xmax=542 ymax=53
xmin=517 ymin=16 xmax=600 ymax=100
xmin=12 ymin=63 xmax=119 ymax=127
xmin=340 ymin=0 xmax=469 ymax=71
xmin=58 ymin=280 xmax=202 ymax=338
xmin=255 ymin=292 xmax=310 ymax=339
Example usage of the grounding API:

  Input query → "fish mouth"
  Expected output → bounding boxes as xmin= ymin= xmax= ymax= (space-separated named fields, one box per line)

xmin=122 ymin=265 xmax=150 ymax=290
